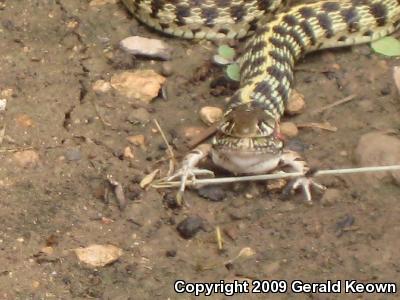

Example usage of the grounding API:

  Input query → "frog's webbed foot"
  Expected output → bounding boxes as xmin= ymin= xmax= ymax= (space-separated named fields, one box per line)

xmin=167 ymin=165 xmax=214 ymax=193
xmin=164 ymin=144 xmax=214 ymax=203
xmin=284 ymin=172 xmax=327 ymax=202
xmin=280 ymin=151 xmax=326 ymax=203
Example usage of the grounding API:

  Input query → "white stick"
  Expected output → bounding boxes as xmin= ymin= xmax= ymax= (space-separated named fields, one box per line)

xmin=152 ymin=165 xmax=400 ymax=188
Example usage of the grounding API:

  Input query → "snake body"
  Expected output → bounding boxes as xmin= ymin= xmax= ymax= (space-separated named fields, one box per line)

xmin=123 ymin=0 xmax=400 ymax=198
xmin=124 ymin=0 xmax=400 ymax=119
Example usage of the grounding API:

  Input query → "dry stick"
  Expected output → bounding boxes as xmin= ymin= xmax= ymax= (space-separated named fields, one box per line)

xmin=296 ymin=122 xmax=338 ymax=132
xmin=187 ymin=124 xmax=218 ymax=149
xmin=152 ymin=165 xmax=400 ymax=188
xmin=0 ymin=146 xmax=34 ymax=153
xmin=93 ymin=101 xmax=112 ymax=127
xmin=310 ymin=94 xmax=357 ymax=115
xmin=0 ymin=125 xmax=5 ymax=145
xmin=153 ymin=119 xmax=176 ymax=177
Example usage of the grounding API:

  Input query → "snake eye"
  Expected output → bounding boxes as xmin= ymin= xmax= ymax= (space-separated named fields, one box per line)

xmin=258 ymin=121 xmax=274 ymax=136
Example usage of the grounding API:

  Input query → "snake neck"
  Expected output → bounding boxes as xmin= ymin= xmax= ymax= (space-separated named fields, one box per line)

xmin=232 ymin=0 xmax=400 ymax=119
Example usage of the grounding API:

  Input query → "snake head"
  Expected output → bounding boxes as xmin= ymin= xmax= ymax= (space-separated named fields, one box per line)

xmin=220 ymin=105 xmax=277 ymax=138
xmin=213 ymin=104 xmax=283 ymax=153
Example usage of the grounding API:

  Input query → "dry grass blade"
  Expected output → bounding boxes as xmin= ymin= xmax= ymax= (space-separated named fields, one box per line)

xmin=297 ymin=121 xmax=337 ymax=132
xmin=0 ymin=146 xmax=34 ymax=153
xmin=310 ymin=94 xmax=356 ymax=115
xmin=153 ymin=119 xmax=176 ymax=176
xmin=393 ymin=66 xmax=400 ymax=94
xmin=215 ymin=226 xmax=223 ymax=251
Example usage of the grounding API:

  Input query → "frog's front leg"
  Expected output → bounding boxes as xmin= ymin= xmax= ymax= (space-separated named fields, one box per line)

xmin=280 ymin=150 xmax=326 ymax=202
xmin=167 ymin=144 xmax=215 ymax=195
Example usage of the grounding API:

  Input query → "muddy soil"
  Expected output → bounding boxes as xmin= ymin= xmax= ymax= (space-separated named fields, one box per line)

xmin=0 ymin=0 xmax=399 ymax=299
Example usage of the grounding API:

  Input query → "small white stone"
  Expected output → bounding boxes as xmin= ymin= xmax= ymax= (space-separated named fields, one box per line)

xmin=280 ymin=122 xmax=298 ymax=137
xmin=199 ymin=106 xmax=223 ymax=125
xmin=92 ymin=80 xmax=111 ymax=93
xmin=0 ymin=99 xmax=6 ymax=111
xmin=286 ymin=90 xmax=305 ymax=115
xmin=120 ymin=36 xmax=172 ymax=60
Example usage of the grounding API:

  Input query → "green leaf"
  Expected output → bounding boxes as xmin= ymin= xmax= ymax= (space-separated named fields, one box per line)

xmin=226 ymin=63 xmax=240 ymax=82
xmin=371 ymin=36 xmax=400 ymax=57
xmin=218 ymin=45 xmax=235 ymax=61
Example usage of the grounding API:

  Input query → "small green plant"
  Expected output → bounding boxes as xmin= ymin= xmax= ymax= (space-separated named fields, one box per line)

xmin=213 ymin=45 xmax=240 ymax=82
xmin=371 ymin=36 xmax=400 ymax=57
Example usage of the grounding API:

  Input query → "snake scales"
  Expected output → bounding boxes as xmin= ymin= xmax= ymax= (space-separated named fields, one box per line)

xmin=123 ymin=0 xmax=400 ymax=118
xmin=122 ymin=0 xmax=400 ymax=200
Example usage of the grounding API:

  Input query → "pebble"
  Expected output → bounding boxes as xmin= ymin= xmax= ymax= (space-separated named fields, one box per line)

xmin=1 ymin=88 xmax=13 ymax=98
xmin=266 ymin=178 xmax=287 ymax=192
xmin=176 ymin=216 xmax=204 ymax=239
xmin=380 ymin=85 xmax=391 ymax=96
xmin=228 ymin=208 xmax=249 ymax=221
xmin=74 ymin=244 xmax=123 ymax=268
xmin=165 ymin=249 xmax=177 ymax=257
xmin=163 ymin=192 xmax=180 ymax=210
xmin=0 ymin=99 xmax=6 ymax=111
xmin=286 ymin=90 xmax=305 ymax=115
xmin=199 ymin=106 xmax=223 ymax=125
xmin=120 ymin=36 xmax=173 ymax=60
xmin=355 ymin=132 xmax=400 ymax=186
xmin=111 ymin=70 xmax=166 ymax=103
xmin=126 ymin=134 xmax=145 ymax=147
xmin=65 ymin=148 xmax=81 ymax=161
xmin=15 ymin=114 xmax=34 ymax=128
xmin=31 ymin=281 xmax=40 ymax=289
xmin=41 ymin=246 xmax=54 ymax=255
xmin=335 ymin=215 xmax=355 ymax=237
xmin=123 ymin=146 xmax=134 ymax=159
xmin=92 ymin=80 xmax=111 ymax=93
xmin=182 ymin=126 xmax=203 ymax=139
xmin=197 ymin=186 xmax=226 ymax=202
xmin=13 ymin=150 xmax=40 ymax=167
xmin=280 ymin=122 xmax=298 ymax=137
xmin=161 ymin=62 xmax=174 ymax=77
xmin=223 ymin=226 xmax=239 ymax=241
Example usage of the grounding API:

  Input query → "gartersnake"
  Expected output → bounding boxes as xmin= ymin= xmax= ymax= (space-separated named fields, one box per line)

xmin=122 ymin=0 xmax=400 ymax=201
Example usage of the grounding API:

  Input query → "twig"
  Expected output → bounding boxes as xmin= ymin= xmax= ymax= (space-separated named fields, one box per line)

xmin=0 ymin=146 xmax=34 ymax=153
xmin=187 ymin=124 xmax=218 ymax=149
xmin=297 ymin=121 xmax=337 ymax=132
xmin=152 ymin=165 xmax=400 ymax=188
xmin=93 ymin=101 xmax=112 ymax=127
xmin=107 ymin=175 xmax=127 ymax=210
xmin=0 ymin=125 xmax=5 ymax=145
xmin=153 ymin=119 xmax=176 ymax=176
xmin=311 ymin=94 xmax=357 ymax=115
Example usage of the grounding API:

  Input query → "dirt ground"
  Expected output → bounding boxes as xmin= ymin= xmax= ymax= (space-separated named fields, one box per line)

xmin=0 ymin=0 xmax=399 ymax=299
